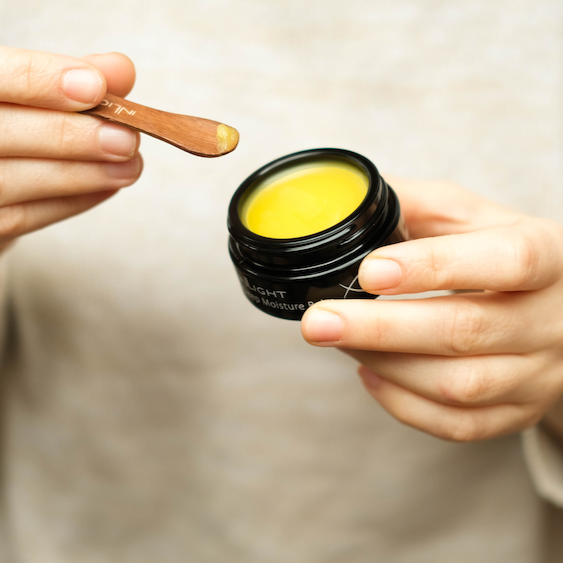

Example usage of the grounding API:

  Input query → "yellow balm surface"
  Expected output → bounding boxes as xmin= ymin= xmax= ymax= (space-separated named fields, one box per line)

xmin=241 ymin=161 xmax=368 ymax=238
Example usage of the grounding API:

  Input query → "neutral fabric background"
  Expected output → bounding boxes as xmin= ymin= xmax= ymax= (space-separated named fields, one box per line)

xmin=1 ymin=1 xmax=562 ymax=562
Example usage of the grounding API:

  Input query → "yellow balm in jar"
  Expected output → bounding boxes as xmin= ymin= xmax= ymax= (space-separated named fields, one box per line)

xmin=241 ymin=162 xmax=369 ymax=239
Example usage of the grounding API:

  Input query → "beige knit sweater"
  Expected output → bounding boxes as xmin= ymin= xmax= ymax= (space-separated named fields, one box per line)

xmin=0 ymin=1 xmax=562 ymax=561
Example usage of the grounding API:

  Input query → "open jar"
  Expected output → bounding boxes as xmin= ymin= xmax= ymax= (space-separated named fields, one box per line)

xmin=228 ymin=148 xmax=407 ymax=320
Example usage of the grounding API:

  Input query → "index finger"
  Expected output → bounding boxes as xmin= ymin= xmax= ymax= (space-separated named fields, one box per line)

xmin=0 ymin=45 xmax=107 ymax=111
xmin=359 ymin=219 xmax=563 ymax=294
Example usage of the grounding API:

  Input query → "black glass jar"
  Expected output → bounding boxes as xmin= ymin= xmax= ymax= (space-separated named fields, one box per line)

xmin=228 ymin=148 xmax=407 ymax=320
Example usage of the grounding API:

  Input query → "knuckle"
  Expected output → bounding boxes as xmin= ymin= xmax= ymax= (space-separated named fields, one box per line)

xmin=439 ymin=362 xmax=488 ymax=405
xmin=419 ymin=243 xmax=457 ymax=291
xmin=49 ymin=112 xmax=102 ymax=160
xmin=363 ymin=317 xmax=389 ymax=350
xmin=348 ymin=304 xmax=392 ymax=351
xmin=13 ymin=54 xmax=56 ymax=105
xmin=509 ymin=230 xmax=541 ymax=288
xmin=1 ymin=48 xmax=62 ymax=106
xmin=53 ymin=112 xmax=84 ymax=155
xmin=421 ymin=246 xmax=448 ymax=290
xmin=443 ymin=300 xmax=485 ymax=355
xmin=518 ymin=219 xmax=563 ymax=287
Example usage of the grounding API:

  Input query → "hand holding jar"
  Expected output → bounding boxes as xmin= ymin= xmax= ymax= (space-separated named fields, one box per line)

xmin=302 ymin=176 xmax=563 ymax=443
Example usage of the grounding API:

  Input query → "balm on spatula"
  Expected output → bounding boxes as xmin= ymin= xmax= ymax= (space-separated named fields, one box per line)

xmin=80 ymin=93 xmax=239 ymax=157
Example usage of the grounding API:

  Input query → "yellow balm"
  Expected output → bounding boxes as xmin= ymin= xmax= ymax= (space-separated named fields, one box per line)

xmin=216 ymin=123 xmax=239 ymax=154
xmin=241 ymin=161 xmax=368 ymax=238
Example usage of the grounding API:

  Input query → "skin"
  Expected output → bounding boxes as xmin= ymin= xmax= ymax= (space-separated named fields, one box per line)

xmin=302 ymin=176 xmax=563 ymax=443
xmin=0 ymin=46 xmax=143 ymax=252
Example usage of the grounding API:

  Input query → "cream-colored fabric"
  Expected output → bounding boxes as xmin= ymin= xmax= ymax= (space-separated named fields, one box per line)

xmin=523 ymin=428 xmax=563 ymax=508
xmin=0 ymin=1 xmax=563 ymax=561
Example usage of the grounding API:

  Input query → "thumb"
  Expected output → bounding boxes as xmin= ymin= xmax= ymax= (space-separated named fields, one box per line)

xmin=0 ymin=45 xmax=107 ymax=111
xmin=81 ymin=52 xmax=136 ymax=98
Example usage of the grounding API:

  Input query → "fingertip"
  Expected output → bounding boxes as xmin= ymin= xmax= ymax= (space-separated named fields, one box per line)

xmin=82 ymin=52 xmax=136 ymax=97
xmin=301 ymin=306 xmax=343 ymax=346
xmin=102 ymin=153 xmax=143 ymax=186
xmin=62 ymin=67 xmax=106 ymax=106
xmin=0 ymin=46 xmax=109 ymax=111
xmin=359 ymin=257 xmax=403 ymax=293
xmin=98 ymin=124 xmax=141 ymax=159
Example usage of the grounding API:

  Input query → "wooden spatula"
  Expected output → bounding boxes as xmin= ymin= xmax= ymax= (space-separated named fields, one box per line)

xmin=81 ymin=93 xmax=239 ymax=157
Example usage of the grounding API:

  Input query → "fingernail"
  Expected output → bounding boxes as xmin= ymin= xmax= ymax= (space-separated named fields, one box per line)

xmin=360 ymin=258 xmax=402 ymax=291
xmin=103 ymin=156 xmax=142 ymax=180
xmin=303 ymin=309 xmax=343 ymax=343
xmin=62 ymin=69 xmax=103 ymax=103
xmin=99 ymin=125 xmax=138 ymax=157
xmin=359 ymin=367 xmax=383 ymax=390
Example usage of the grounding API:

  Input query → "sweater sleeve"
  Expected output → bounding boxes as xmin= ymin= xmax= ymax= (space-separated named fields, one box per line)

xmin=522 ymin=426 xmax=563 ymax=508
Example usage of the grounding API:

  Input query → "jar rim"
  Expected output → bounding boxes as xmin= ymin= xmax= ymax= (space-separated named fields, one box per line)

xmin=228 ymin=148 xmax=384 ymax=250
xmin=229 ymin=185 xmax=402 ymax=282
